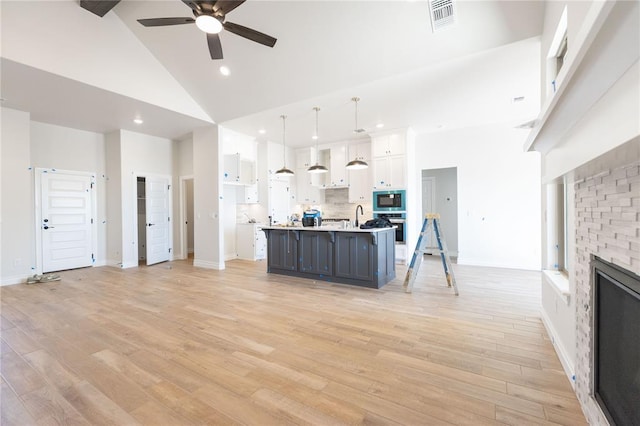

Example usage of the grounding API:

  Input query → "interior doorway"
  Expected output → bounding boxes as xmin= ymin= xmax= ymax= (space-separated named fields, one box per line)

xmin=35 ymin=168 xmax=97 ymax=274
xmin=180 ymin=176 xmax=195 ymax=261
xmin=422 ymin=167 xmax=458 ymax=256
xmin=136 ymin=174 xmax=171 ymax=266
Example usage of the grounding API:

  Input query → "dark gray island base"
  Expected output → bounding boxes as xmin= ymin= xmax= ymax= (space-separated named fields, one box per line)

xmin=261 ymin=226 xmax=396 ymax=289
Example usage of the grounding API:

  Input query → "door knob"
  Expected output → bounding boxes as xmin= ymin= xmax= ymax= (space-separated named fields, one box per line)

xmin=147 ymin=223 xmax=155 ymax=227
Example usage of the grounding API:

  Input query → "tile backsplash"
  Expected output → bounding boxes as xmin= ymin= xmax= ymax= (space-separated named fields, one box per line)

xmin=296 ymin=188 xmax=373 ymax=222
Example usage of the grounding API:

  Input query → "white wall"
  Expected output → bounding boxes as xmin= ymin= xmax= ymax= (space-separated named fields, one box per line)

xmin=414 ymin=126 xmax=541 ymax=270
xmin=1 ymin=108 xmax=34 ymax=284
xmin=105 ymin=131 xmax=123 ymax=266
xmin=193 ymin=126 xmax=224 ymax=269
xmin=30 ymin=122 xmax=108 ymax=265
xmin=119 ymin=130 xmax=174 ymax=268
xmin=535 ymin=0 xmax=640 ymax=393
xmin=1 ymin=1 xmax=209 ymax=121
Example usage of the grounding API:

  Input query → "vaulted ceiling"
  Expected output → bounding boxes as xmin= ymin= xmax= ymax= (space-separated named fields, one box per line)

xmin=1 ymin=1 xmax=545 ymax=145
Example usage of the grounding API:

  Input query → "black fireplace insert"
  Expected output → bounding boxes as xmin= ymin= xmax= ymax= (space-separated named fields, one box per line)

xmin=592 ymin=256 xmax=640 ymax=426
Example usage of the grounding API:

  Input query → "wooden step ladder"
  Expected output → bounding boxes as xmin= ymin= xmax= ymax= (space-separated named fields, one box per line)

xmin=404 ymin=213 xmax=459 ymax=295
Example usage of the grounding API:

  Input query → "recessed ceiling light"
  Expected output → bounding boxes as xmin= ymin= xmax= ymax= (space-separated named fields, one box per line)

xmin=312 ymin=135 xmax=318 ymax=140
xmin=376 ymin=123 xmax=384 ymax=129
xmin=133 ymin=118 xmax=143 ymax=124
xmin=258 ymin=129 xmax=266 ymax=134
xmin=219 ymin=65 xmax=230 ymax=76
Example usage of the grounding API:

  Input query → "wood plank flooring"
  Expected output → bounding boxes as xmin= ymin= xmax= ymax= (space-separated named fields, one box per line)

xmin=0 ymin=257 xmax=586 ymax=425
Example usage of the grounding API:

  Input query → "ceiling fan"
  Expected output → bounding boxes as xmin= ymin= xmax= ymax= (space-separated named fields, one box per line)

xmin=137 ymin=1 xmax=277 ymax=60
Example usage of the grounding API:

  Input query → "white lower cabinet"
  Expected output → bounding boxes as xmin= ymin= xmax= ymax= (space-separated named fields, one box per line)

xmin=236 ymin=224 xmax=266 ymax=260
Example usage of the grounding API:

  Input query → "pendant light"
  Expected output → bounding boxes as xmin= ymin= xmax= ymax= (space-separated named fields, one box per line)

xmin=346 ymin=97 xmax=369 ymax=170
xmin=275 ymin=115 xmax=294 ymax=176
xmin=308 ymin=107 xmax=328 ymax=174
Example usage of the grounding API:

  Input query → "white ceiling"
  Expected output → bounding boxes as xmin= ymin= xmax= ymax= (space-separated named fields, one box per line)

xmin=0 ymin=0 xmax=545 ymax=145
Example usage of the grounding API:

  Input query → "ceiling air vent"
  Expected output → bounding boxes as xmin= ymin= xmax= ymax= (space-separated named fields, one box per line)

xmin=429 ymin=0 xmax=456 ymax=32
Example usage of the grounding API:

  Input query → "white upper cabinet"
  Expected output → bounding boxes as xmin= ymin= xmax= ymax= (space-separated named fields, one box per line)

xmin=223 ymin=153 xmax=255 ymax=185
xmin=221 ymin=128 xmax=257 ymax=186
xmin=371 ymin=133 xmax=405 ymax=157
xmin=327 ymin=144 xmax=349 ymax=188
xmin=371 ymin=131 xmax=407 ymax=189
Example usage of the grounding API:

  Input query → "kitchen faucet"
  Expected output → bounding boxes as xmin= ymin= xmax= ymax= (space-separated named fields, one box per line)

xmin=355 ymin=204 xmax=364 ymax=227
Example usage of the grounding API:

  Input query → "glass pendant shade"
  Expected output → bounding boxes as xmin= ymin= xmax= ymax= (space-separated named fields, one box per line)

xmin=275 ymin=115 xmax=294 ymax=176
xmin=308 ymin=107 xmax=328 ymax=174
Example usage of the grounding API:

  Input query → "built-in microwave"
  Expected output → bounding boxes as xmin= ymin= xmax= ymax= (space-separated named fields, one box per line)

xmin=373 ymin=190 xmax=406 ymax=211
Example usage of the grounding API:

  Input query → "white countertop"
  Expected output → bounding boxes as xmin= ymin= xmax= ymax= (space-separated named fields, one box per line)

xmin=261 ymin=225 xmax=395 ymax=233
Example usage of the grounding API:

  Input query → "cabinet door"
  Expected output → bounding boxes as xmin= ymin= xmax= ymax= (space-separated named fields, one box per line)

xmin=372 ymin=157 xmax=390 ymax=189
xmin=371 ymin=135 xmax=389 ymax=158
xmin=329 ymin=145 xmax=348 ymax=187
xmin=223 ymin=153 xmax=239 ymax=183
xmin=256 ymin=227 xmax=266 ymax=259
xmin=267 ymin=231 xmax=297 ymax=271
xmin=299 ymin=232 xmax=333 ymax=275
xmin=334 ymin=233 xmax=373 ymax=281
xmin=268 ymin=179 xmax=291 ymax=224
xmin=388 ymin=155 xmax=406 ymax=188
xmin=387 ymin=133 xmax=405 ymax=155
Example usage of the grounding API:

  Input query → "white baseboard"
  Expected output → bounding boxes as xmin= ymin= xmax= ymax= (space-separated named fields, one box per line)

xmin=540 ymin=307 xmax=576 ymax=389
xmin=225 ymin=253 xmax=237 ymax=261
xmin=193 ymin=259 xmax=225 ymax=270
xmin=93 ymin=259 xmax=107 ymax=267
xmin=1 ymin=275 xmax=25 ymax=286
xmin=456 ymin=256 xmax=539 ymax=271
xmin=120 ymin=261 xmax=138 ymax=269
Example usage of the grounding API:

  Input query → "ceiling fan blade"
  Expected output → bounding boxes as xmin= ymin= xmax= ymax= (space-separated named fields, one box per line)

xmin=138 ymin=17 xmax=195 ymax=27
xmin=223 ymin=22 xmax=277 ymax=47
xmin=214 ymin=0 xmax=246 ymax=15
xmin=207 ymin=33 xmax=224 ymax=59
xmin=80 ymin=0 xmax=120 ymax=17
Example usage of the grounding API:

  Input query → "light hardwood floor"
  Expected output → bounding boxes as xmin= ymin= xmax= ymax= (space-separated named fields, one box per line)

xmin=1 ymin=257 xmax=586 ymax=425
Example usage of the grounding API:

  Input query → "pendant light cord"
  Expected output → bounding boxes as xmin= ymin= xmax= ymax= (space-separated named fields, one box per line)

xmin=281 ymin=114 xmax=287 ymax=164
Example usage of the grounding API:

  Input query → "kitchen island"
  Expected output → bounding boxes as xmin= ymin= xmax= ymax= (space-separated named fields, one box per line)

xmin=261 ymin=226 xmax=396 ymax=289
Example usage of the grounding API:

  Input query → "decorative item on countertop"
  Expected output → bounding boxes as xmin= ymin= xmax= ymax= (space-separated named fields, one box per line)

xmin=302 ymin=209 xmax=322 ymax=227
xmin=359 ymin=217 xmax=392 ymax=229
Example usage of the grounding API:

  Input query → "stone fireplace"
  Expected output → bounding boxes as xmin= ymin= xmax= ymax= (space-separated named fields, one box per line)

xmin=573 ymin=157 xmax=640 ymax=424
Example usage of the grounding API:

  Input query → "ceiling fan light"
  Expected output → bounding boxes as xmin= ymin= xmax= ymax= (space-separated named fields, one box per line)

xmin=308 ymin=164 xmax=328 ymax=174
xmin=196 ymin=15 xmax=223 ymax=34
xmin=346 ymin=159 xmax=369 ymax=170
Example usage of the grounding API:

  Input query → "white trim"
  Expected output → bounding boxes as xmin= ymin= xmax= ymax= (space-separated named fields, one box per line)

xmin=34 ymin=168 xmax=98 ymax=275
xmin=179 ymin=175 xmax=194 ymax=260
xmin=132 ymin=172 xmax=173 ymax=267
xmin=456 ymin=257 xmax=539 ymax=271
xmin=1 ymin=276 xmax=27 ymax=286
xmin=543 ymin=269 xmax=570 ymax=305
xmin=540 ymin=306 xmax=576 ymax=389
xmin=120 ymin=261 xmax=138 ymax=269
xmin=193 ymin=259 xmax=224 ymax=270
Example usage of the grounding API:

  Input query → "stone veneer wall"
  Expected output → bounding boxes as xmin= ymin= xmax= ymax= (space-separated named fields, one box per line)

xmin=573 ymin=159 xmax=640 ymax=424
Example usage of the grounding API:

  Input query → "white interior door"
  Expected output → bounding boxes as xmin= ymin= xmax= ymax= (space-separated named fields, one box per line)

xmin=41 ymin=171 xmax=94 ymax=273
xmin=145 ymin=177 xmax=170 ymax=265
xmin=422 ymin=177 xmax=436 ymax=248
